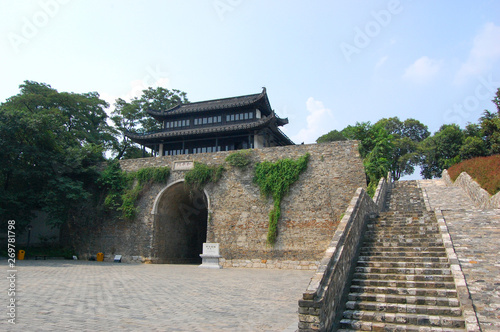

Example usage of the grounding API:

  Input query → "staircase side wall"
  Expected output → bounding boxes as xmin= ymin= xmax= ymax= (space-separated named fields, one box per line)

xmin=298 ymin=185 xmax=388 ymax=331
xmin=442 ymin=170 xmax=500 ymax=209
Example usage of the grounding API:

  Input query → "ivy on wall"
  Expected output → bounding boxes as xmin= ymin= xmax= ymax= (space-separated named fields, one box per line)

xmin=98 ymin=161 xmax=170 ymax=220
xmin=253 ymin=153 xmax=310 ymax=244
xmin=225 ymin=149 xmax=252 ymax=168
xmin=184 ymin=162 xmax=224 ymax=190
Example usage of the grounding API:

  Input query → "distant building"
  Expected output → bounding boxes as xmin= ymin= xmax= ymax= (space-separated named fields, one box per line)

xmin=125 ymin=88 xmax=294 ymax=156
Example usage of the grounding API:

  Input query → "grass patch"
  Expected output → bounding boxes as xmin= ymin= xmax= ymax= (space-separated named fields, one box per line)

xmin=447 ymin=154 xmax=500 ymax=195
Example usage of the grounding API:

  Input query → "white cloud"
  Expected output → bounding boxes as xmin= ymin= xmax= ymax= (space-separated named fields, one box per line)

xmin=292 ymin=97 xmax=336 ymax=144
xmin=403 ymin=56 xmax=441 ymax=83
xmin=454 ymin=22 xmax=500 ymax=84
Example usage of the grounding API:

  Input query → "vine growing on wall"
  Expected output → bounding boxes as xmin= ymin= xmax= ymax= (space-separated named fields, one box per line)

xmin=98 ymin=161 xmax=170 ymax=220
xmin=184 ymin=162 xmax=224 ymax=190
xmin=253 ymin=153 xmax=310 ymax=244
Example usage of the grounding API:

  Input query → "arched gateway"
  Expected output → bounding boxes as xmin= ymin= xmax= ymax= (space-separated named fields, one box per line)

xmin=151 ymin=180 xmax=209 ymax=264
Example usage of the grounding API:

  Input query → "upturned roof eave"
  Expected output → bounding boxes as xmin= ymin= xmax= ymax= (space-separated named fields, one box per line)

xmin=146 ymin=88 xmax=272 ymax=119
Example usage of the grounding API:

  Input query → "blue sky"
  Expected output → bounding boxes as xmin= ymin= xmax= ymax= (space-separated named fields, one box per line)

xmin=1 ymin=1 xmax=500 ymax=156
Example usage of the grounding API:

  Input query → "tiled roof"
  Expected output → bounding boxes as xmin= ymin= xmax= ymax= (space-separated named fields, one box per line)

xmin=125 ymin=114 xmax=292 ymax=144
xmin=146 ymin=88 xmax=272 ymax=120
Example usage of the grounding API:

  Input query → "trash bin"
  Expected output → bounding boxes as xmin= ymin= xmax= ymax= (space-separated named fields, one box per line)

xmin=96 ymin=252 xmax=104 ymax=262
xmin=18 ymin=250 xmax=25 ymax=260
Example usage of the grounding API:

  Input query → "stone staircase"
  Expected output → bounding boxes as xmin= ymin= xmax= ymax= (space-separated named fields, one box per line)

xmin=339 ymin=181 xmax=467 ymax=331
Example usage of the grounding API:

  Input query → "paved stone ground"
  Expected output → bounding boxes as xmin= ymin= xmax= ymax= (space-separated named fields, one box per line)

xmin=2 ymin=261 xmax=314 ymax=331
xmin=419 ymin=179 xmax=500 ymax=332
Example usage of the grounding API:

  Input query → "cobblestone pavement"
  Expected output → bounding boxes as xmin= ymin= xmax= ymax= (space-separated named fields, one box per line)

xmin=419 ymin=179 xmax=500 ymax=332
xmin=2 ymin=261 xmax=314 ymax=331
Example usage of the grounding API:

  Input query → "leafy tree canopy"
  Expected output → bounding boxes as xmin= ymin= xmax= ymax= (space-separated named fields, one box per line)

xmin=0 ymin=81 xmax=113 ymax=229
xmin=110 ymin=87 xmax=189 ymax=159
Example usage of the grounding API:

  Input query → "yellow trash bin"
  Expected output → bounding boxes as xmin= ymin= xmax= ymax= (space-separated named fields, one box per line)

xmin=96 ymin=252 xmax=104 ymax=262
xmin=18 ymin=250 xmax=25 ymax=260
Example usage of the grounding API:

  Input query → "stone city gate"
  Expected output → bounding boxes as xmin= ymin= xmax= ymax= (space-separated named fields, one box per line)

xmin=151 ymin=180 xmax=210 ymax=264
xmin=74 ymin=142 xmax=367 ymax=267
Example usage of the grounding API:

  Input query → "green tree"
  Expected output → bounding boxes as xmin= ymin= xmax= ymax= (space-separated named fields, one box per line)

xmin=375 ymin=117 xmax=429 ymax=180
xmin=110 ymin=98 xmax=145 ymax=160
xmin=363 ymin=126 xmax=394 ymax=195
xmin=480 ymin=110 xmax=500 ymax=155
xmin=419 ymin=124 xmax=464 ymax=179
xmin=316 ymin=129 xmax=346 ymax=143
xmin=0 ymin=81 xmax=112 ymax=230
xmin=110 ymin=87 xmax=189 ymax=159
xmin=341 ymin=121 xmax=373 ymax=158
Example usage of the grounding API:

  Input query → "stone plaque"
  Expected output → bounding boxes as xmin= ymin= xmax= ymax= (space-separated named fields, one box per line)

xmin=173 ymin=160 xmax=194 ymax=171
xmin=202 ymin=243 xmax=220 ymax=256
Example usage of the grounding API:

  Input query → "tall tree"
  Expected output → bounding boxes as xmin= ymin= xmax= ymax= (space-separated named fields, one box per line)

xmin=316 ymin=130 xmax=346 ymax=143
xmin=375 ymin=117 xmax=429 ymax=180
xmin=419 ymin=124 xmax=464 ymax=179
xmin=0 ymin=81 xmax=112 ymax=230
xmin=110 ymin=87 xmax=189 ymax=159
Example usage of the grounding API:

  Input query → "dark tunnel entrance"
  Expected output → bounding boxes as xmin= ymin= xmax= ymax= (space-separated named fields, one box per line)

xmin=153 ymin=182 xmax=208 ymax=264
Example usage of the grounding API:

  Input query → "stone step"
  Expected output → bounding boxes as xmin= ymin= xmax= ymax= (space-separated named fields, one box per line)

xmin=362 ymin=240 xmax=444 ymax=246
xmin=344 ymin=300 xmax=462 ymax=317
xmin=349 ymin=285 xmax=458 ymax=297
xmin=369 ymin=216 xmax=428 ymax=222
xmin=340 ymin=312 xmax=465 ymax=329
xmin=357 ymin=251 xmax=448 ymax=258
xmin=354 ymin=267 xmax=452 ymax=275
xmin=352 ymin=273 xmax=455 ymax=282
xmin=347 ymin=292 xmax=460 ymax=306
xmin=364 ymin=230 xmax=441 ymax=237
xmin=367 ymin=221 xmax=438 ymax=227
xmin=351 ymin=278 xmax=457 ymax=289
xmin=365 ymin=225 xmax=440 ymax=232
xmin=335 ymin=181 xmax=466 ymax=332
xmin=356 ymin=261 xmax=450 ymax=269
xmin=339 ymin=327 xmax=465 ymax=332
xmin=359 ymin=246 xmax=446 ymax=253
xmin=357 ymin=256 xmax=449 ymax=263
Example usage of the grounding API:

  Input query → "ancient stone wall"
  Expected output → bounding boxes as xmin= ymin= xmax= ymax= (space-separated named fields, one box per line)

xmin=73 ymin=141 xmax=366 ymax=266
xmin=298 ymin=182 xmax=385 ymax=331
xmin=442 ymin=170 xmax=500 ymax=209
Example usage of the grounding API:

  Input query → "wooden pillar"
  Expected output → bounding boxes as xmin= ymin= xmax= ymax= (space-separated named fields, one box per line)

xmin=159 ymin=143 xmax=164 ymax=157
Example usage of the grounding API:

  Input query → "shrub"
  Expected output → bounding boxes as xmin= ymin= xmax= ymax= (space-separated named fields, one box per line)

xmin=98 ymin=162 xmax=171 ymax=220
xmin=225 ymin=150 xmax=252 ymax=168
xmin=184 ymin=162 xmax=224 ymax=190
xmin=447 ymin=154 xmax=500 ymax=195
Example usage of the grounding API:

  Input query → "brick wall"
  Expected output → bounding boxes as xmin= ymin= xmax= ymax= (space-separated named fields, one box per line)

xmin=298 ymin=175 xmax=389 ymax=331
xmin=72 ymin=141 xmax=366 ymax=266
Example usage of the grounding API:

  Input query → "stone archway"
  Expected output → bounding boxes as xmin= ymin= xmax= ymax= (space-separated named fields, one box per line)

xmin=152 ymin=181 xmax=208 ymax=264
